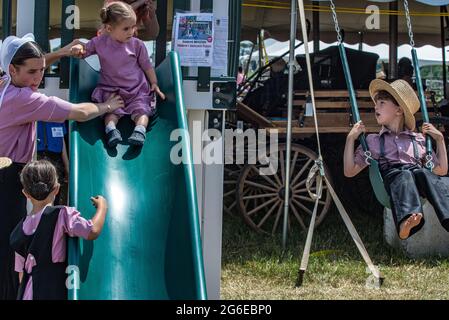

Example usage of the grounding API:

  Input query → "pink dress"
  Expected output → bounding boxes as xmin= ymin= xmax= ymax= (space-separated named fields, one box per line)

xmin=14 ymin=206 xmax=93 ymax=300
xmin=0 ymin=78 xmax=72 ymax=163
xmin=83 ymin=34 xmax=156 ymax=120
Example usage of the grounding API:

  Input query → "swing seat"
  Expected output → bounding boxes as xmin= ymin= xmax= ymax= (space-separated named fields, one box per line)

xmin=384 ymin=202 xmax=449 ymax=258
xmin=368 ymin=160 xmax=391 ymax=209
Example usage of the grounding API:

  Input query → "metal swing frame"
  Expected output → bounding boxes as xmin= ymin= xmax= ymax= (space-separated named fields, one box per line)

xmin=282 ymin=0 xmax=382 ymax=287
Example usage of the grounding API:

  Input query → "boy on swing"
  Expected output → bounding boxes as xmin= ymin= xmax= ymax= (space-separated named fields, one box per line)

xmin=344 ymin=79 xmax=449 ymax=240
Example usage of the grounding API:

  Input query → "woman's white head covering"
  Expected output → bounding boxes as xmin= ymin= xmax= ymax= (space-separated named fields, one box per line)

xmin=0 ymin=33 xmax=36 ymax=110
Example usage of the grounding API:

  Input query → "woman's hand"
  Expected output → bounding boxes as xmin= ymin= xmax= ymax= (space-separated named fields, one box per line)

xmin=131 ymin=0 xmax=148 ymax=11
xmin=70 ymin=44 xmax=85 ymax=58
xmin=347 ymin=120 xmax=366 ymax=141
xmin=104 ymin=94 xmax=125 ymax=112
xmin=151 ymin=83 xmax=166 ymax=100
xmin=59 ymin=39 xmax=84 ymax=58
xmin=146 ymin=0 xmax=157 ymax=19
xmin=422 ymin=122 xmax=444 ymax=142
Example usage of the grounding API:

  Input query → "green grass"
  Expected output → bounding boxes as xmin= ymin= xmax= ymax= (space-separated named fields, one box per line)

xmin=220 ymin=206 xmax=449 ymax=300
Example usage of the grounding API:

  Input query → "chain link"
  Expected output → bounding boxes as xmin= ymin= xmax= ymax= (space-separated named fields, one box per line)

xmin=425 ymin=154 xmax=435 ymax=170
xmin=364 ymin=150 xmax=374 ymax=165
xmin=329 ymin=0 xmax=342 ymax=43
xmin=403 ymin=0 xmax=415 ymax=47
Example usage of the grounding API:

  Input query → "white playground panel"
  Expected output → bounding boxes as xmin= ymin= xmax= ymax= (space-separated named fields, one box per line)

xmin=384 ymin=204 xmax=449 ymax=258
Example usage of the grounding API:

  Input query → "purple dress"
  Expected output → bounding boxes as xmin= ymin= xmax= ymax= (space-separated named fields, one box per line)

xmin=14 ymin=206 xmax=93 ymax=300
xmin=83 ymin=34 xmax=156 ymax=120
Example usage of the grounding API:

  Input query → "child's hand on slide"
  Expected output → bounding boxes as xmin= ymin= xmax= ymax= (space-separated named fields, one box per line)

xmin=105 ymin=94 xmax=125 ymax=112
xmin=91 ymin=195 xmax=107 ymax=210
xmin=70 ymin=44 xmax=85 ymax=58
xmin=151 ymin=83 xmax=166 ymax=100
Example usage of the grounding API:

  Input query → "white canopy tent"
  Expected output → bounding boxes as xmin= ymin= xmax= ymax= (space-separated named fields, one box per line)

xmin=246 ymin=39 xmax=449 ymax=66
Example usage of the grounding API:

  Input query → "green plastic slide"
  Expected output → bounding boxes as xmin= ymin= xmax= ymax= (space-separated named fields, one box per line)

xmin=67 ymin=52 xmax=207 ymax=300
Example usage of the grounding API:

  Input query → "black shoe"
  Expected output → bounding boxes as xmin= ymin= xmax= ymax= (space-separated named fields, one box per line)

xmin=128 ymin=131 xmax=146 ymax=146
xmin=106 ymin=129 xmax=122 ymax=147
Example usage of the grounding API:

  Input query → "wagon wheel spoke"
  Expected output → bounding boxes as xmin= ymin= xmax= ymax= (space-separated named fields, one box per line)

xmin=250 ymin=165 xmax=280 ymax=188
xmin=279 ymin=149 xmax=285 ymax=184
xmin=223 ymin=189 xmax=236 ymax=198
xmin=247 ymin=197 xmax=278 ymax=217
xmin=271 ymin=202 xmax=284 ymax=234
xmin=294 ymin=195 xmax=327 ymax=206
xmin=290 ymin=202 xmax=307 ymax=231
xmin=273 ymin=170 xmax=283 ymax=187
xmin=294 ymin=185 xmax=328 ymax=194
xmin=291 ymin=158 xmax=313 ymax=187
xmin=289 ymin=150 xmax=299 ymax=180
xmin=257 ymin=200 xmax=282 ymax=229
xmin=242 ymin=193 xmax=278 ymax=200
xmin=291 ymin=198 xmax=313 ymax=216
xmin=243 ymin=189 xmax=256 ymax=209
xmin=291 ymin=179 xmax=307 ymax=191
xmin=244 ymin=180 xmax=278 ymax=193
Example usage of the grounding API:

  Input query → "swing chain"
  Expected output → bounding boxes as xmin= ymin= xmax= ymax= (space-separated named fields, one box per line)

xmin=425 ymin=154 xmax=435 ymax=170
xmin=329 ymin=0 xmax=343 ymax=43
xmin=403 ymin=0 xmax=415 ymax=47
xmin=364 ymin=150 xmax=374 ymax=165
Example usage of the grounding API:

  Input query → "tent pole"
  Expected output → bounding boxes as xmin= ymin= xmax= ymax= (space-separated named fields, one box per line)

xmin=282 ymin=0 xmax=297 ymax=250
xmin=441 ymin=6 xmax=447 ymax=100
xmin=388 ymin=0 xmax=398 ymax=80
xmin=313 ymin=0 xmax=320 ymax=53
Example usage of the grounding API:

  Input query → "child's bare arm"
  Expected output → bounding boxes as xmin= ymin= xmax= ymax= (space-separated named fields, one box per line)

xmin=45 ymin=39 xmax=84 ymax=67
xmin=87 ymin=196 xmax=108 ymax=240
xmin=144 ymin=68 xmax=166 ymax=100
xmin=422 ymin=123 xmax=448 ymax=175
xmin=70 ymin=43 xmax=86 ymax=58
xmin=344 ymin=121 xmax=365 ymax=177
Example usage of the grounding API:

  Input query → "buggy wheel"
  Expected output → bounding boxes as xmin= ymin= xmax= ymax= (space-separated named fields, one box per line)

xmin=237 ymin=143 xmax=333 ymax=235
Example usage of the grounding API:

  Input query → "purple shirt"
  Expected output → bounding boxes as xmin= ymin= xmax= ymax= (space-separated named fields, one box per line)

xmin=354 ymin=127 xmax=440 ymax=170
xmin=14 ymin=206 xmax=93 ymax=300
xmin=83 ymin=34 xmax=152 ymax=92
xmin=0 ymin=79 xmax=72 ymax=163
xmin=82 ymin=34 xmax=155 ymax=118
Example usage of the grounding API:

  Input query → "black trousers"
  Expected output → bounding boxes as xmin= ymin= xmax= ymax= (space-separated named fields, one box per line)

xmin=382 ymin=163 xmax=449 ymax=237
xmin=0 ymin=163 xmax=26 ymax=300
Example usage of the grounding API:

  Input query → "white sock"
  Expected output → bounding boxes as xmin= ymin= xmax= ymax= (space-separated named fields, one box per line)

xmin=134 ymin=125 xmax=146 ymax=134
xmin=105 ymin=122 xmax=116 ymax=134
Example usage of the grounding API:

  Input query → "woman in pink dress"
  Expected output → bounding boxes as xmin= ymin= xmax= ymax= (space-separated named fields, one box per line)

xmin=72 ymin=2 xmax=165 ymax=147
xmin=10 ymin=160 xmax=108 ymax=300
xmin=0 ymin=34 xmax=124 ymax=300
xmin=102 ymin=0 xmax=160 ymax=40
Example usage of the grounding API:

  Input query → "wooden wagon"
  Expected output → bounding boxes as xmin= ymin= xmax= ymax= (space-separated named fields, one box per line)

xmin=224 ymin=85 xmax=444 ymax=235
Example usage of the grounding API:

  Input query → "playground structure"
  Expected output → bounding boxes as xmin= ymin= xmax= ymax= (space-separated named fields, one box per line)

xmin=223 ymin=0 xmax=449 ymax=238
xmin=2 ymin=0 xmax=449 ymax=299
xmin=1 ymin=0 xmax=239 ymax=299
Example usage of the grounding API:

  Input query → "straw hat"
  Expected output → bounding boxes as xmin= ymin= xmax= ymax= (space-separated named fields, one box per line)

xmin=0 ymin=157 xmax=12 ymax=170
xmin=369 ymin=79 xmax=420 ymax=131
